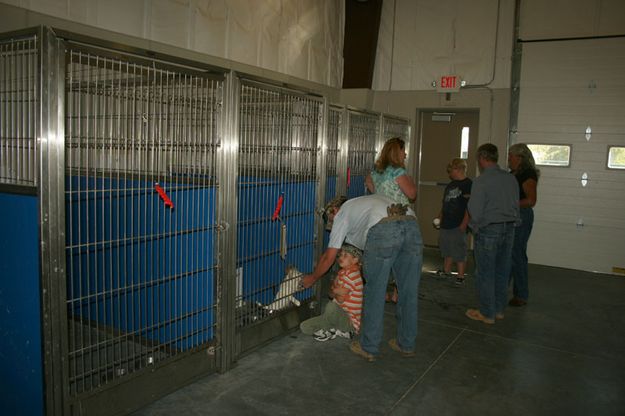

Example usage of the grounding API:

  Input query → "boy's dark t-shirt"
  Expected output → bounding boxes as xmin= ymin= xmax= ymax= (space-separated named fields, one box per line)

xmin=441 ymin=178 xmax=472 ymax=229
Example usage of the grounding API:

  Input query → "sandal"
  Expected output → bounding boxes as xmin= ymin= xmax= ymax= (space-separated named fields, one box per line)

xmin=385 ymin=288 xmax=398 ymax=304
xmin=465 ymin=308 xmax=495 ymax=324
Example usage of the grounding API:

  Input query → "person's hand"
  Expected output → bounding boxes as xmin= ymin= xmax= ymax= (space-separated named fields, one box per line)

xmin=330 ymin=285 xmax=349 ymax=301
xmin=301 ymin=274 xmax=316 ymax=289
xmin=459 ymin=223 xmax=467 ymax=232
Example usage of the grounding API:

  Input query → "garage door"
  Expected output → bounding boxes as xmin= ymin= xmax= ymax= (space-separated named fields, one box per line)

xmin=516 ymin=37 xmax=625 ymax=274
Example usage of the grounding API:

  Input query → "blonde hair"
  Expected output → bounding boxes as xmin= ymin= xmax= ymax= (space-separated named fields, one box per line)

xmin=447 ymin=158 xmax=467 ymax=173
xmin=509 ymin=143 xmax=540 ymax=177
xmin=374 ymin=137 xmax=405 ymax=173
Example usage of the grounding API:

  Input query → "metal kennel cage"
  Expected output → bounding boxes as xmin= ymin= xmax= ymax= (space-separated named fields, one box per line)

xmin=326 ymin=105 xmax=344 ymax=203
xmin=234 ymin=79 xmax=324 ymax=351
xmin=0 ymin=32 xmax=38 ymax=187
xmin=345 ymin=109 xmax=380 ymax=198
xmin=0 ymin=25 xmax=412 ymax=416
xmin=63 ymin=42 xmax=224 ymax=397
xmin=0 ymin=26 xmax=231 ymax=415
xmin=381 ymin=114 xmax=411 ymax=148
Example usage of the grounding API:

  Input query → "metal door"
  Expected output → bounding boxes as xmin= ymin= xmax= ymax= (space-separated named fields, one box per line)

xmin=417 ymin=110 xmax=479 ymax=248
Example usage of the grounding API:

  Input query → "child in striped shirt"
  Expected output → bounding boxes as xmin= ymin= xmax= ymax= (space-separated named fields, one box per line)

xmin=299 ymin=244 xmax=364 ymax=341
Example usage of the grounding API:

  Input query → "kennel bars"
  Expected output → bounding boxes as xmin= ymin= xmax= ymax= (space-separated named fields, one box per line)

xmin=0 ymin=26 xmax=411 ymax=416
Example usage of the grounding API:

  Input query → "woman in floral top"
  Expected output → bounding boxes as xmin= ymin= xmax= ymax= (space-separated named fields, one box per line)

xmin=365 ymin=137 xmax=417 ymax=204
xmin=365 ymin=137 xmax=417 ymax=303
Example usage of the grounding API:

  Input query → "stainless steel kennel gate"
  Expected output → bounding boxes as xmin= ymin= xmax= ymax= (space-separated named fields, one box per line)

xmin=64 ymin=42 xmax=224 ymax=395
xmin=234 ymin=79 xmax=324 ymax=351
xmin=0 ymin=26 xmax=411 ymax=415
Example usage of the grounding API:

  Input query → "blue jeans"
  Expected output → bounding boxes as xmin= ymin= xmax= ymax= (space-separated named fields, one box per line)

xmin=473 ymin=222 xmax=515 ymax=320
xmin=360 ymin=218 xmax=423 ymax=355
xmin=510 ymin=208 xmax=534 ymax=300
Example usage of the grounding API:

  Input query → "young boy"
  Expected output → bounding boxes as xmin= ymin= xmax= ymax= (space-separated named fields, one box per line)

xmin=435 ymin=158 xmax=472 ymax=285
xmin=299 ymin=244 xmax=363 ymax=341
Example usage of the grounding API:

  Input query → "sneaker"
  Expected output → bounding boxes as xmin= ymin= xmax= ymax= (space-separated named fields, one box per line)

xmin=388 ymin=338 xmax=416 ymax=358
xmin=313 ymin=330 xmax=336 ymax=342
xmin=349 ymin=341 xmax=376 ymax=362
xmin=455 ymin=277 xmax=465 ymax=285
xmin=312 ymin=329 xmax=326 ymax=338
xmin=331 ymin=329 xmax=352 ymax=339
xmin=435 ymin=270 xmax=451 ymax=278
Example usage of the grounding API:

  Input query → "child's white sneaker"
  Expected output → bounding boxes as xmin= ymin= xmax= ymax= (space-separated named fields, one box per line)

xmin=313 ymin=330 xmax=335 ymax=342
xmin=332 ymin=329 xmax=352 ymax=339
xmin=313 ymin=329 xmax=326 ymax=338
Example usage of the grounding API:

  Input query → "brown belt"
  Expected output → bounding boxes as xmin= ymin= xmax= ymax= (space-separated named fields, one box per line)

xmin=380 ymin=204 xmax=416 ymax=223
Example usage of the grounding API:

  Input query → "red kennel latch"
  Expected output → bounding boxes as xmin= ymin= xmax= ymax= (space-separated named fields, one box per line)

xmin=154 ymin=183 xmax=174 ymax=209
xmin=272 ymin=193 xmax=284 ymax=222
xmin=272 ymin=193 xmax=287 ymax=260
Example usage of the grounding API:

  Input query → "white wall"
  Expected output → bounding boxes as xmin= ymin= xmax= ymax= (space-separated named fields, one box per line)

xmin=515 ymin=0 xmax=625 ymax=274
xmin=362 ymin=0 xmax=516 ymax=184
xmin=372 ymin=0 xmax=515 ymax=91
xmin=0 ymin=0 xmax=345 ymax=88
xmin=519 ymin=0 xmax=625 ymax=40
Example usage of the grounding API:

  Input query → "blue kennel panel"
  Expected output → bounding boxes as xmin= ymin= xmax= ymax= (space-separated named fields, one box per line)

xmin=66 ymin=176 xmax=217 ymax=350
xmin=347 ymin=174 xmax=366 ymax=199
xmin=323 ymin=175 xmax=337 ymax=249
xmin=237 ymin=177 xmax=315 ymax=306
xmin=325 ymin=175 xmax=337 ymax=203
xmin=0 ymin=193 xmax=44 ymax=415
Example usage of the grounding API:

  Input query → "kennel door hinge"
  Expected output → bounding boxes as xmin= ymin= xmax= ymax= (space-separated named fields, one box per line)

xmin=280 ymin=223 xmax=287 ymax=260
xmin=217 ymin=221 xmax=230 ymax=232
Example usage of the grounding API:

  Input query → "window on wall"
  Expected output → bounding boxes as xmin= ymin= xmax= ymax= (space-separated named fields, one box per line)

xmin=607 ymin=146 xmax=625 ymax=170
xmin=527 ymin=144 xmax=571 ymax=167
xmin=460 ymin=127 xmax=469 ymax=159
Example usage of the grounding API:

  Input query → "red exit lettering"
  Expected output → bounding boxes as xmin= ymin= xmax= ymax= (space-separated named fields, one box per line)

xmin=441 ymin=76 xmax=456 ymax=89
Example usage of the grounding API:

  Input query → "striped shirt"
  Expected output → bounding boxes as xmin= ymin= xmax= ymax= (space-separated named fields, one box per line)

xmin=333 ymin=265 xmax=364 ymax=333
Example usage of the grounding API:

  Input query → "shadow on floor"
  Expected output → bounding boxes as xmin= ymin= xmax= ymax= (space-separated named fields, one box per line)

xmin=133 ymin=248 xmax=625 ymax=416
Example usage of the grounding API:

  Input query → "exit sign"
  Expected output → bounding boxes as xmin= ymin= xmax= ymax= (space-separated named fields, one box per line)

xmin=437 ymin=75 xmax=461 ymax=92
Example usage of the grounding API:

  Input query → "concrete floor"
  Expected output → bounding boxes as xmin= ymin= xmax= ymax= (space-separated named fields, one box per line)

xmin=133 ymin=248 xmax=625 ymax=415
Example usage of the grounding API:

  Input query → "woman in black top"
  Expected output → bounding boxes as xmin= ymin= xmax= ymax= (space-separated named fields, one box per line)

xmin=507 ymin=143 xmax=539 ymax=306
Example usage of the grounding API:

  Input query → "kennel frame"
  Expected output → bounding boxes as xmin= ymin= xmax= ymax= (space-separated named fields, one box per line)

xmin=344 ymin=107 xmax=380 ymax=198
xmin=61 ymin=35 xmax=230 ymax=415
xmin=0 ymin=26 xmax=232 ymax=415
xmin=233 ymin=76 xmax=325 ymax=353
xmin=380 ymin=113 xmax=412 ymax=157
xmin=0 ymin=25 xmax=411 ymax=416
